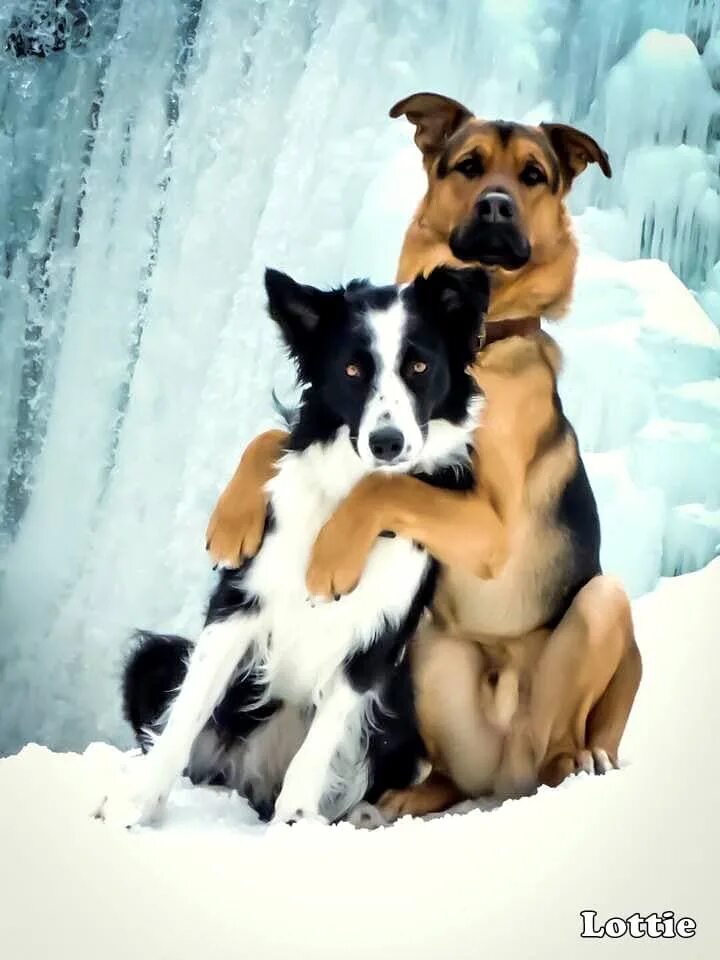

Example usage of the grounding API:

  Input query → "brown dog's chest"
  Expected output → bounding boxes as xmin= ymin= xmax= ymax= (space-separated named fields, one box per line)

xmin=435 ymin=519 xmax=571 ymax=638
xmin=432 ymin=335 xmax=578 ymax=639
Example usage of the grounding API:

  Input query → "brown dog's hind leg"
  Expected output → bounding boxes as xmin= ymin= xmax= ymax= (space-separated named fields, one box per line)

xmin=530 ymin=575 xmax=639 ymax=785
xmin=585 ymin=629 xmax=642 ymax=763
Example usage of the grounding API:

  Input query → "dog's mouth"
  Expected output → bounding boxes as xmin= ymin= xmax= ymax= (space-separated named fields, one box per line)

xmin=373 ymin=456 xmax=413 ymax=473
xmin=351 ymin=433 xmax=416 ymax=472
xmin=449 ymin=223 xmax=531 ymax=271
xmin=356 ymin=424 xmax=421 ymax=473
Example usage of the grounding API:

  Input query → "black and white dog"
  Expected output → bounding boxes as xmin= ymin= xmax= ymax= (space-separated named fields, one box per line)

xmin=99 ymin=265 xmax=488 ymax=827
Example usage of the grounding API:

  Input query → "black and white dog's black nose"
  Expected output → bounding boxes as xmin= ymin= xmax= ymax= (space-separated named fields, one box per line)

xmin=369 ymin=427 xmax=405 ymax=462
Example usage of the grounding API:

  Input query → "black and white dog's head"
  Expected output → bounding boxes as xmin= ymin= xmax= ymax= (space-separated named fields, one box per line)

xmin=265 ymin=266 xmax=489 ymax=472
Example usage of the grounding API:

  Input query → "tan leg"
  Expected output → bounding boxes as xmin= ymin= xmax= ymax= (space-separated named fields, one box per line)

xmin=410 ymin=627 xmax=505 ymax=798
xmin=530 ymin=575 xmax=640 ymax=783
xmin=586 ymin=632 xmax=642 ymax=758
xmin=378 ymin=772 xmax=463 ymax=821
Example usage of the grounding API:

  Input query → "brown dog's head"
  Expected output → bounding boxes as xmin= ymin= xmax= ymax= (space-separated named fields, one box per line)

xmin=390 ymin=92 xmax=611 ymax=271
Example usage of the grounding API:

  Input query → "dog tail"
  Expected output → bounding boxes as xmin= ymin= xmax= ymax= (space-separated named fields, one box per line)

xmin=122 ymin=630 xmax=191 ymax=749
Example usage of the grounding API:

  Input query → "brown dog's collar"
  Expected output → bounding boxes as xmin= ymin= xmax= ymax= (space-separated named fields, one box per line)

xmin=479 ymin=316 xmax=541 ymax=349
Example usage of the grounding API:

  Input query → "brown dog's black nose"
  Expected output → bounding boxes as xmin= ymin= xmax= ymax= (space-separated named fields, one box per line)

xmin=476 ymin=190 xmax=516 ymax=224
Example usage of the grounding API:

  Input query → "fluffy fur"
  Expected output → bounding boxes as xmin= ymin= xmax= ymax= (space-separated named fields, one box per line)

xmin=104 ymin=266 xmax=488 ymax=827
xmin=201 ymin=93 xmax=641 ymax=825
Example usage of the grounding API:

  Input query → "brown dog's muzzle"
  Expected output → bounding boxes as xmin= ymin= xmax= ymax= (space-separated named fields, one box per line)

xmin=449 ymin=186 xmax=531 ymax=271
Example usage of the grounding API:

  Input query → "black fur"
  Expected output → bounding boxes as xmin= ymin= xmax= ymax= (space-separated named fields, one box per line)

xmin=343 ymin=559 xmax=438 ymax=799
xmin=123 ymin=632 xmax=281 ymax=786
xmin=413 ymin=452 xmax=475 ymax=492
xmin=554 ymin=431 xmax=602 ymax=611
xmin=363 ymin=659 xmax=427 ymax=804
xmin=405 ymin=268 xmax=488 ymax=425
xmin=270 ymin=267 xmax=486 ymax=458
xmin=122 ymin=632 xmax=190 ymax=748
xmin=124 ymin=266 xmax=487 ymax=821
xmin=204 ymin=574 xmax=261 ymax=626
xmin=495 ymin=120 xmax=516 ymax=147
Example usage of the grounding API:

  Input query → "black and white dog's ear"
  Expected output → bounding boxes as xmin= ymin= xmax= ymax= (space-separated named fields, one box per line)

xmin=413 ymin=266 xmax=489 ymax=362
xmin=265 ymin=268 xmax=325 ymax=335
xmin=265 ymin=268 xmax=343 ymax=379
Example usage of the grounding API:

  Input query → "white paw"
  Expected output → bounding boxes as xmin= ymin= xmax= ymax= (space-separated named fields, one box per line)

xmin=346 ymin=801 xmax=389 ymax=830
xmin=271 ymin=803 xmax=328 ymax=826
xmin=93 ymin=753 xmax=171 ymax=828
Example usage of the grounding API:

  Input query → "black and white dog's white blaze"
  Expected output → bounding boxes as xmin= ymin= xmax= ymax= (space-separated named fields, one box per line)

xmin=105 ymin=266 xmax=488 ymax=828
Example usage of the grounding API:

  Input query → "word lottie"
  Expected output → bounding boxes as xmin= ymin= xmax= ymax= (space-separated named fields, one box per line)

xmin=580 ymin=910 xmax=696 ymax=939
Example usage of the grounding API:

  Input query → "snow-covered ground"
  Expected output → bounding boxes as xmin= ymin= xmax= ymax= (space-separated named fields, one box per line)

xmin=1 ymin=560 xmax=718 ymax=959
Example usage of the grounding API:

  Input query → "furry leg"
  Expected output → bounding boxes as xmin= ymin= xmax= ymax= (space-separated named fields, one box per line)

xmin=273 ymin=676 xmax=369 ymax=824
xmin=98 ymin=614 xmax=261 ymax=827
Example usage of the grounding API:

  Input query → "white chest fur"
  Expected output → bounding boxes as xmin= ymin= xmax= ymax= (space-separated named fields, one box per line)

xmin=242 ymin=429 xmax=430 ymax=702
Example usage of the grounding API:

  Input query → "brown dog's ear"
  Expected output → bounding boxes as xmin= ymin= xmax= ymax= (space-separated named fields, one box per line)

xmin=540 ymin=123 xmax=612 ymax=185
xmin=389 ymin=92 xmax=473 ymax=158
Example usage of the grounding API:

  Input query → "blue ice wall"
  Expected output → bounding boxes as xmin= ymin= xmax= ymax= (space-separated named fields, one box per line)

xmin=0 ymin=0 xmax=718 ymax=753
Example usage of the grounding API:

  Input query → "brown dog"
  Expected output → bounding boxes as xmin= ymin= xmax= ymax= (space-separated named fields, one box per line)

xmin=205 ymin=93 xmax=641 ymax=818
xmin=390 ymin=92 xmax=610 ymax=326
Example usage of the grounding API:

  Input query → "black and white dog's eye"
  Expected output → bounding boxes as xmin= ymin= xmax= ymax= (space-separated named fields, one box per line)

xmin=455 ymin=155 xmax=484 ymax=178
xmin=411 ymin=360 xmax=428 ymax=375
xmin=520 ymin=163 xmax=547 ymax=186
xmin=345 ymin=362 xmax=362 ymax=378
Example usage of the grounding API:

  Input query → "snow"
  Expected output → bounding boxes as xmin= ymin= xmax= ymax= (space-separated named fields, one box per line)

xmin=0 ymin=1 xmax=719 ymax=752
xmin=1 ymin=560 xmax=718 ymax=959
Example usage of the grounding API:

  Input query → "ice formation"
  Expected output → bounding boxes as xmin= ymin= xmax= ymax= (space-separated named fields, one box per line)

xmin=0 ymin=0 xmax=719 ymax=752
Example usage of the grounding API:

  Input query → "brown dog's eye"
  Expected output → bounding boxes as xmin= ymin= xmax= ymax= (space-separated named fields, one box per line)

xmin=520 ymin=163 xmax=547 ymax=186
xmin=455 ymin=155 xmax=484 ymax=178
xmin=345 ymin=362 xmax=362 ymax=378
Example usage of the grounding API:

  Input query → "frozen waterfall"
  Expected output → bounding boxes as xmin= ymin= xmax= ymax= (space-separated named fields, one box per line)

xmin=0 ymin=0 xmax=719 ymax=753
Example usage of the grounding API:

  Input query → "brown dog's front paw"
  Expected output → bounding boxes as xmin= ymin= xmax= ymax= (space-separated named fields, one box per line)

xmin=206 ymin=501 xmax=267 ymax=568
xmin=306 ymin=513 xmax=376 ymax=600
xmin=377 ymin=788 xmax=416 ymax=822
xmin=542 ymin=747 xmax=618 ymax=787
xmin=580 ymin=747 xmax=617 ymax=775
xmin=378 ymin=786 xmax=439 ymax=821
xmin=305 ymin=537 xmax=363 ymax=600
xmin=378 ymin=772 xmax=463 ymax=821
